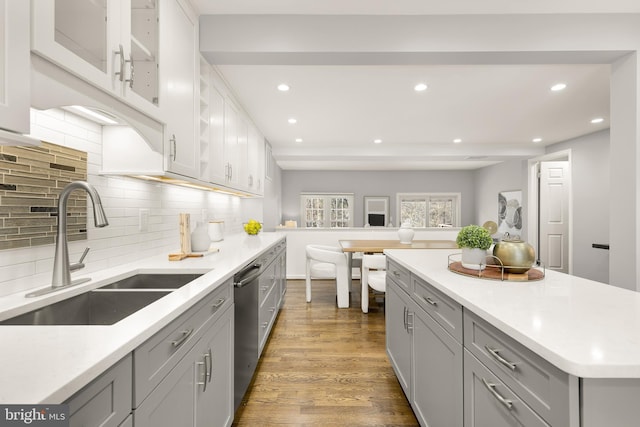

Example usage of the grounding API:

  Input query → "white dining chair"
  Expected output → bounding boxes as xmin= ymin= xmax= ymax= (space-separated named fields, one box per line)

xmin=361 ymin=254 xmax=387 ymax=313
xmin=305 ymin=244 xmax=350 ymax=308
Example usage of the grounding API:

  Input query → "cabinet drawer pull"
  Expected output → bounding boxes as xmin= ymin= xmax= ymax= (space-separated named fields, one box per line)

xmin=205 ymin=349 xmax=212 ymax=384
xmin=485 ymin=345 xmax=518 ymax=371
xmin=212 ymin=298 xmax=225 ymax=310
xmin=197 ymin=360 xmax=206 ymax=391
xmin=407 ymin=312 xmax=414 ymax=331
xmin=170 ymin=134 xmax=177 ymax=161
xmin=171 ymin=328 xmax=193 ymax=347
xmin=262 ymin=322 xmax=268 ymax=329
xmin=482 ymin=378 xmax=513 ymax=409
xmin=423 ymin=296 xmax=438 ymax=306
xmin=393 ymin=270 xmax=401 ymax=277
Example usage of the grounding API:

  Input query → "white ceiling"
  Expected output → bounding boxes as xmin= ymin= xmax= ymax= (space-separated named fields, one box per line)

xmin=192 ymin=2 xmax=624 ymax=171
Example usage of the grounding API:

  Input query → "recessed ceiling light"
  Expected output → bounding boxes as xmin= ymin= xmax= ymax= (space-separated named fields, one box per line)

xmin=277 ymin=83 xmax=290 ymax=92
xmin=414 ymin=83 xmax=428 ymax=92
xmin=295 ymin=138 xmax=303 ymax=143
xmin=532 ymin=137 xmax=543 ymax=143
xmin=453 ymin=138 xmax=462 ymax=144
xmin=288 ymin=118 xmax=297 ymax=124
xmin=373 ymin=139 xmax=382 ymax=144
xmin=591 ymin=117 xmax=605 ymax=124
xmin=550 ymin=83 xmax=567 ymax=91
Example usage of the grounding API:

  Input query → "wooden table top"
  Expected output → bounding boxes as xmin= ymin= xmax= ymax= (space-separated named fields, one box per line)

xmin=338 ymin=239 xmax=458 ymax=253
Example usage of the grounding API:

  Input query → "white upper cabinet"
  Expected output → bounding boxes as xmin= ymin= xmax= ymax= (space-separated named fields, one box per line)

xmin=31 ymin=0 xmax=159 ymax=116
xmin=247 ymin=124 xmax=264 ymax=195
xmin=0 ymin=0 xmax=31 ymax=136
xmin=159 ymin=0 xmax=198 ymax=177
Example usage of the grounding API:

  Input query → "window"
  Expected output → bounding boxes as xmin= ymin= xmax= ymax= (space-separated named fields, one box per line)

xmin=300 ymin=193 xmax=354 ymax=228
xmin=397 ymin=193 xmax=461 ymax=227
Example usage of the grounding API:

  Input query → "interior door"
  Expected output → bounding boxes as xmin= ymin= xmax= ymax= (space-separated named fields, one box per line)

xmin=539 ymin=161 xmax=570 ymax=273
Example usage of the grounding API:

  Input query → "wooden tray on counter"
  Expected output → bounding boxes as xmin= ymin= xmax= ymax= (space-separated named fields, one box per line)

xmin=447 ymin=257 xmax=544 ymax=282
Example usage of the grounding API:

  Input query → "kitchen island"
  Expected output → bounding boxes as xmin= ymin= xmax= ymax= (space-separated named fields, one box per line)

xmin=0 ymin=232 xmax=285 ymax=409
xmin=385 ymin=248 xmax=640 ymax=427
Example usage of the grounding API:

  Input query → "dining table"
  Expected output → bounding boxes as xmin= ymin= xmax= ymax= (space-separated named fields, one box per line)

xmin=338 ymin=239 xmax=459 ymax=285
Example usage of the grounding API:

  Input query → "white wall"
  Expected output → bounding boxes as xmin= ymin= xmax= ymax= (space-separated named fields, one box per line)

xmin=0 ymin=108 xmax=256 ymax=297
xmin=546 ymin=129 xmax=610 ymax=284
xmin=281 ymin=169 xmax=476 ymax=227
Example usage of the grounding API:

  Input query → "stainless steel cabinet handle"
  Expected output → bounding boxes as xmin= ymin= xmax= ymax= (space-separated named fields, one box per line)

xmin=197 ymin=360 xmax=206 ymax=391
xmin=485 ymin=345 xmax=518 ymax=371
xmin=407 ymin=312 xmax=414 ymax=331
xmin=423 ymin=296 xmax=438 ymax=306
xmin=262 ymin=321 xmax=268 ymax=329
xmin=212 ymin=298 xmax=225 ymax=310
xmin=171 ymin=328 xmax=193 ymax=347
xmin=403 ymin=306 xmax=407 ymax=330
xmin=481 ymin=378 xmax=513 ymax=409
xmin=205 ymin=349 xmax=212 ymax=384
xmin=114 ymin=44 xmax=125 ymax=82
xmin=393 ymin=270 xmax=401 ymax=277
xmin=170 ymin=134 xmax=177 ymax=161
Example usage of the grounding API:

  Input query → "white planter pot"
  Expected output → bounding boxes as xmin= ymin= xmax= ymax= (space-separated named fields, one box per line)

xmin=398 ymin=222 xmax=415 ymax=244
xmin=461 ymin=247 xmax=488 ymax=270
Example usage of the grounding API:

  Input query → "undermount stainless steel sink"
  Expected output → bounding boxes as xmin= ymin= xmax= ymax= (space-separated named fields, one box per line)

xmin=98 ymin=273 xmax=203 ymax=290
xmin=0 ymin=290 xmax=172 ymax=326
xmin=1 ymin=274 xmax=203 ymax=326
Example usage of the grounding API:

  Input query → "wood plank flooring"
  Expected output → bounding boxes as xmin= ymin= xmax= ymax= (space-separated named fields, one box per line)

xmin=232 ymin=279 xmax=419 ymax=426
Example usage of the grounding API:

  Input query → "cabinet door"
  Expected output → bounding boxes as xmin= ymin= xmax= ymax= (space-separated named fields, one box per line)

xmin=412 ymin=307 xmax=463 ymax=427
xmin=195 ymin=307 xmax=234 ymax=427
xmin=236 ymin=115 xmax=249 ymax=190
xmin=208 ymin=83 xmax=227 ymax=184
xmin=160 ymin=0 xmax=198 ymax=177
xmin=0 ymin=0 xmax=30 ymax=134
xmin=386 ymin=280 xmax=412 ymax=397
xmin=134 ymin=351 xmax=195 ymax=427
xmin=464 ymin=350 xmax=550 ymax=427
xmin=224 ymin=100 xmax=239 ymax=186
xmin=127 ymin=0 xmax=159 ymax=106
xmin=31 ymin=0 xmax=120 ymax=96
xmin=247 ymin=124 xmax=265 ymax=194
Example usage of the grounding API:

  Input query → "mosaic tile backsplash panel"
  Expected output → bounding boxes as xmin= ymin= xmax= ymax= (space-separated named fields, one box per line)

xmin=0 ymin=142 xmax=88 ymax=250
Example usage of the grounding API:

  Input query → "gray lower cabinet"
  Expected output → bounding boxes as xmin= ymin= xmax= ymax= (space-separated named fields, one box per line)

xmin=135 ymin=304 xmax=234 ymax=427
xmin=386 ymin=278 xmax=412 ymax=396
xmin=412 ymin=304 xmax=463 ymax=427
xmin=386 ymin=275 xmax=463 ymax=427
xmin=65 ymin=354 xmax=132 ymax=427
xmin=464 ymin=350 xmax=550 ymax=427
xmin=194 ymin=304 xmax=234 ymax=427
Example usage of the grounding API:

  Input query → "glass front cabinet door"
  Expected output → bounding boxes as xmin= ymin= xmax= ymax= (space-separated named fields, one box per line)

xmin=31 ymin=0 xmax=159 ymax=114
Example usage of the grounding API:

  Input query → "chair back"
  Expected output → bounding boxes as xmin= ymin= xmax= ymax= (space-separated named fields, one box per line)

xmin=363 ymin=254 xmax=387 ymax=270
xmin=306 ymin=245 xmax=348 ymax=265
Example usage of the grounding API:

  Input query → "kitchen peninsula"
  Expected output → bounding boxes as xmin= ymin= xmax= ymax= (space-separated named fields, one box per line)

xmin=385 ymin=248 xmax=640 ymax=427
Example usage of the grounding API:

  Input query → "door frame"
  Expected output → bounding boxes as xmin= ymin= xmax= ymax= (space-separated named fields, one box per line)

xmin=527 ymin=149 xmax=573 ymax=274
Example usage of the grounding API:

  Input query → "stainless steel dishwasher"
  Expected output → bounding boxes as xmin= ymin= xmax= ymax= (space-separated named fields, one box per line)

xmin=233 ymin=259 xmax=263 ymax=412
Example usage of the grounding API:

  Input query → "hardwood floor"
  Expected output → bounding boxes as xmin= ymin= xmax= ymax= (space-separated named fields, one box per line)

xmin=232 ymin=279 xmax=419 ymax=426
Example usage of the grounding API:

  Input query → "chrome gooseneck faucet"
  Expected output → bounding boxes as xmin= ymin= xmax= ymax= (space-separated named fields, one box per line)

xmin=27 ymin=181 xmax=109 ymax=298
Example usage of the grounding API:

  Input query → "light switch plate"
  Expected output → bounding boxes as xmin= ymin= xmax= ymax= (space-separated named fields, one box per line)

xmin=139 ymin=209 xmax=149 ymax=232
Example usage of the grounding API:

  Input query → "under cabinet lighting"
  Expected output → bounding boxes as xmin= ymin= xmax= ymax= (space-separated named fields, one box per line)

xmin=68 ymin=106 xmax=119 ymax=125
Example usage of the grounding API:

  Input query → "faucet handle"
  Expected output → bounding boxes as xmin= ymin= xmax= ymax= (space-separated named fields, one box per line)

xmin=70 ymin=247 xmax=90 ymax=272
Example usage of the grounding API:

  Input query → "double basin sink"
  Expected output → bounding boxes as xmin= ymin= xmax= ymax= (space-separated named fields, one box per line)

xmin=0 ymin=274 xmax=202 ymax=326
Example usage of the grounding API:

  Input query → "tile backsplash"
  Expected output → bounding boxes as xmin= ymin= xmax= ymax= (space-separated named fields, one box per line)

xmin=0 ymin=142 xmax=88 ymax=250
xmin=0 ymin=108 xmax=254 ymax=297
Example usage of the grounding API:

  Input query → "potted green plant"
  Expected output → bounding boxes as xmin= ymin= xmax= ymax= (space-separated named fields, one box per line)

xmin=456 ymin=224 xmax=493 ymax=270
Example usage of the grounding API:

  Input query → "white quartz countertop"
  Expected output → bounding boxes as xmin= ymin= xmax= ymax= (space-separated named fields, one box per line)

xmin=384 ymin=249 xmax=640 ymax=379
xmin=0 ymin=232 xmax=285 ymax=404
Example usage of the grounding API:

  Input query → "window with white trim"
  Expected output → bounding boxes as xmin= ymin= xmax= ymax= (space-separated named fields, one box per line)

xmin=397 ymin=193 xmax=461 ymax=227
xmin=300 ymin=193 xmax=354 ymax=228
